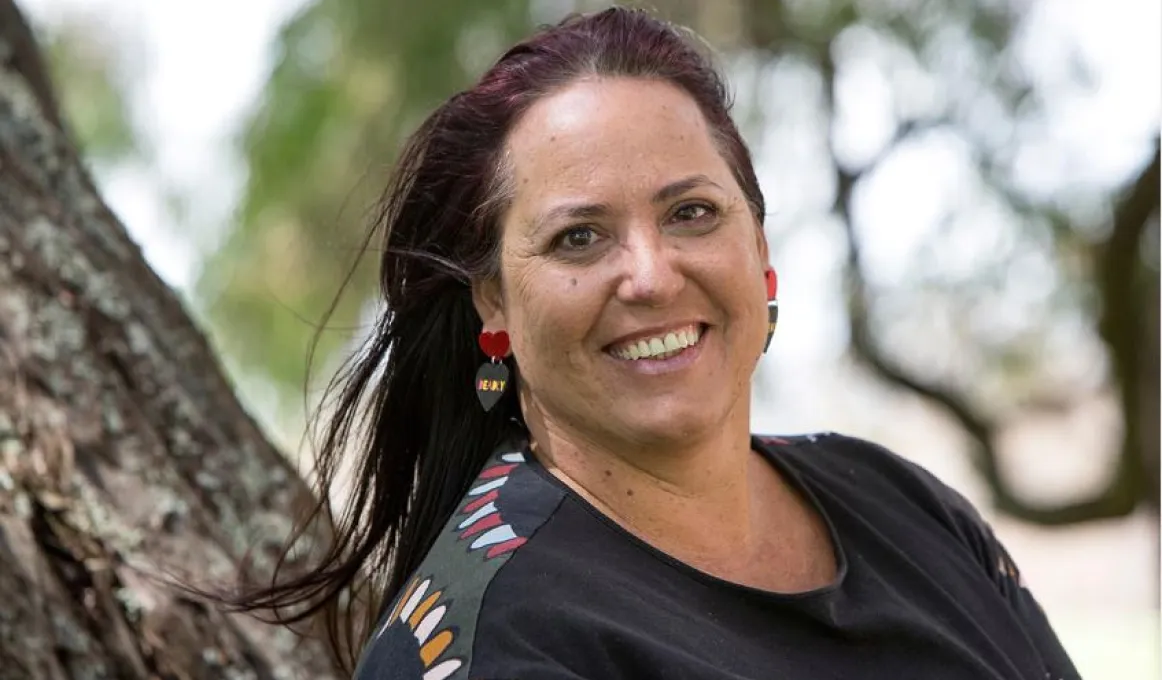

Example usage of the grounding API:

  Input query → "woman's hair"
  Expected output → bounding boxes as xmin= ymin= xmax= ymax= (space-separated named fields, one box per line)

xmin=233 ymin=6 xmax=765 ymax=672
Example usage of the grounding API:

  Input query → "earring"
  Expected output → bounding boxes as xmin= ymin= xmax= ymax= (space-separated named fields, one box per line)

xmin=764 ymin=269 xmax=778 ymax=353
xmin=476 ymin=330 xmax=510 ymax=412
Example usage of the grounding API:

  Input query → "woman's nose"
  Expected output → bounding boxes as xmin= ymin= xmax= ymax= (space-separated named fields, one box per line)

xmin=615 ymin=230 xmax=684 ymax=306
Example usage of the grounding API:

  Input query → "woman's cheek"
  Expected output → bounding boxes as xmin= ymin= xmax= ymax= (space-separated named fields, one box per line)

xmin=511 ymin=286 xmax=573 ymax=365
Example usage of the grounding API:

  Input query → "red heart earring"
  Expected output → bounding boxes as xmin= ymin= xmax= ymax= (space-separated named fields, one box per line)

xmin=764 ymin=270 xmax=778 ymax=353
xmin=475 ymin=330 xmax=510 ymax=412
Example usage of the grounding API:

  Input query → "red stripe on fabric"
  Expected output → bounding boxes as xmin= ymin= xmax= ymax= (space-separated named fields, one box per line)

xmin=485 ymin=537 xmax=527 ymax=559
xmin=461 ymin=489 xmax=499 ymax=514
xmin=478 ymin=463 xmax=517 ymax=480
xmin=460 ymin=512 xmax=503 ymax=539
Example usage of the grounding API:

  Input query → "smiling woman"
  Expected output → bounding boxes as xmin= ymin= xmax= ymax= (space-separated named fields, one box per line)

xmin=227 ymin=8 xmax=1082 ymax=680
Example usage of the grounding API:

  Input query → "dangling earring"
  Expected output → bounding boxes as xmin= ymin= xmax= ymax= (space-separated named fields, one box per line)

xmin=764 ymin=269 xmax=778 ymax=353
xmin=476 ymin=330 xmax=510 ymax=412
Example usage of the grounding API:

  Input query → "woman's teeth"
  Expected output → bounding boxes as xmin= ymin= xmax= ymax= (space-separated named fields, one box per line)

xmin=611 ymin=326 xmax=702 ymax=361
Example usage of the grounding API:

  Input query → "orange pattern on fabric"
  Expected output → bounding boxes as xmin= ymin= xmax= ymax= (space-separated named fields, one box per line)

xmin=390 ymin=577 xmax=419 ymax=623
xmin=408 ymin=590 xmax=442 ymax=628
xmin=420 ymin=630 xmax=455 ymax=665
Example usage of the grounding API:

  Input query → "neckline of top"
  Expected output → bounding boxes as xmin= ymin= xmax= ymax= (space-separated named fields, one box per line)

xmin=514 ymin=433 xmax=850 ymax=602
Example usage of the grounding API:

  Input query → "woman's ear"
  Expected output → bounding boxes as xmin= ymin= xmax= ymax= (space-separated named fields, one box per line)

xmin=471 ymin=276 xmax=507 ymax=330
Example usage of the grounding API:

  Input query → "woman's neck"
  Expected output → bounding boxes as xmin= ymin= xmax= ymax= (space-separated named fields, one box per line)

xmin=522 ymin=398 xmax=766 ymax=566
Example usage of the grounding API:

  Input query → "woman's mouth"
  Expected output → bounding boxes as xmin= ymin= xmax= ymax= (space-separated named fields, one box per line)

xmin=606 ymin=323 xmax=705 ymax=361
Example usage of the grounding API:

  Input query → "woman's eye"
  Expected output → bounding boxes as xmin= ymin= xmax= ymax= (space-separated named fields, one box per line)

xmin=672 ymin=202 xmax=716 ymax=222
xmin=556 ymin=226 xmax=599 ymax=251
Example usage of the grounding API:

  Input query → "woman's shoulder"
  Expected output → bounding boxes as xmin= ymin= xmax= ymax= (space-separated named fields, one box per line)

xmin=354 ymin=444 xmax=569 ymax=680
xmin=756 ymin=432 xmax=1014 ymax=598
xmin=754 ymin=431 xmax=987 ymax=532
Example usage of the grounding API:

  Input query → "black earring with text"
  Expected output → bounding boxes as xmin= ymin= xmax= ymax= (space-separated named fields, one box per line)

xmin=476 ymin=330 xmax=510 ymax=412
xmin=764 ymin=269 xmax=778 ymax=353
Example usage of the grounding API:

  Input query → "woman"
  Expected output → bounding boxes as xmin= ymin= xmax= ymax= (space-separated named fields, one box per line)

xmin=240 ymin=8 xmax=1081 ymax=679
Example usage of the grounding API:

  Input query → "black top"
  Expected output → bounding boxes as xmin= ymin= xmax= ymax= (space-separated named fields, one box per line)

xmin=354 ymin=433 xmax=1080 ymax=679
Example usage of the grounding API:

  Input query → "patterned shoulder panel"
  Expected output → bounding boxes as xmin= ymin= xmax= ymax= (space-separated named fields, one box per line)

xmin=355 ymin=439 xmax=564 ymax=680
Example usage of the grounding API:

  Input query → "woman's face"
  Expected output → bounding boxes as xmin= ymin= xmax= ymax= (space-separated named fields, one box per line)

xmin=474 ymin=77 xmax=769 ymax=450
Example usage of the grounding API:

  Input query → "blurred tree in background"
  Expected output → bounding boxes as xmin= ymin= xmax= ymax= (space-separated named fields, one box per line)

xmin=189 ymin=0 xmax=1157 ymax=527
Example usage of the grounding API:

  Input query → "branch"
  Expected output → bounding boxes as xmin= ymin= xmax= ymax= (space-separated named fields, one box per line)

xmin=1099 ymin=142 xmax=1159 ymax=344
xmin=823 ymin=51 xmax=1152 ymax=524
xmin=840 ymin=176 xmax=1142 ymax=523
xmin=1096 ymin=141 xmax=1161 ymax=510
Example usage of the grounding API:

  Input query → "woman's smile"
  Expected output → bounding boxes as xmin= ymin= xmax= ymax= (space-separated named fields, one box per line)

xmin=603 ymin=322 xmax=710 ymax=375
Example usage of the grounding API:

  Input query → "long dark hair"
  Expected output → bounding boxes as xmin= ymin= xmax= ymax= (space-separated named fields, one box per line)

xmin=232 ymin=7 xmax=766 ymax=672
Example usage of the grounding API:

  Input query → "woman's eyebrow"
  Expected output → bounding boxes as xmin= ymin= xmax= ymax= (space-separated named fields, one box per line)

xmin=651 ymin=174 xmax=723 ymax=204
xmin=528 ymin=203 xmax=612 ymax=237
xmin=527 ymin=175 xmax=723 ymax=236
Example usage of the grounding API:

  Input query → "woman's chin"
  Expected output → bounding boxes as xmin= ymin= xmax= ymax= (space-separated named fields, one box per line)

xmin=611 ymin=400 xmax=725 ymax=445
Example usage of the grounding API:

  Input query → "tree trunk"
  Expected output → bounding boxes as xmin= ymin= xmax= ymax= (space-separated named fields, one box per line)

xmin=0 ymin=3 xmax=339 ymax=678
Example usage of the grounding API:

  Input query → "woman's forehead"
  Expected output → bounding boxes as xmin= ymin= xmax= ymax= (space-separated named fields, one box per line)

xmin=503 ymin=78 xmax=734 ymax=207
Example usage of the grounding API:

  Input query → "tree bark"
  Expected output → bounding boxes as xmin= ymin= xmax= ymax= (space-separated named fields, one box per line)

xmin=0 ymin=2 xmax=339 ymax=678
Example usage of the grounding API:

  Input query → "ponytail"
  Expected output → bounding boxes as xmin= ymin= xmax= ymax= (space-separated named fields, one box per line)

xmin=221 ymin=107 xmax=523 ymax=671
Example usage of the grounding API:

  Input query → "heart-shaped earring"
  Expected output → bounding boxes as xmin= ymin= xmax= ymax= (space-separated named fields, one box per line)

xmin=478 ymin=330 xmax=511 ymax=359
xmin=475 ymin=330 xmax=510 ymax=412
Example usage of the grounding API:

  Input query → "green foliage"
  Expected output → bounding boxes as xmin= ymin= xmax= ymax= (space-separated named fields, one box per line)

xmin=41 ymin=16 xmax=140 ymax=164
xmin=197 ymin=0 xmax=536 ymax=408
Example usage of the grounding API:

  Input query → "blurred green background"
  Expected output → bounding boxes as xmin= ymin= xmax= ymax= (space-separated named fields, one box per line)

xmin=18 ymin=0 xmax=1160 ymax=676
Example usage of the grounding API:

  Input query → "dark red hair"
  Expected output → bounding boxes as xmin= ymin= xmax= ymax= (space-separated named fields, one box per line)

xmin=233 ymin=7 xmax=765 ymax=671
